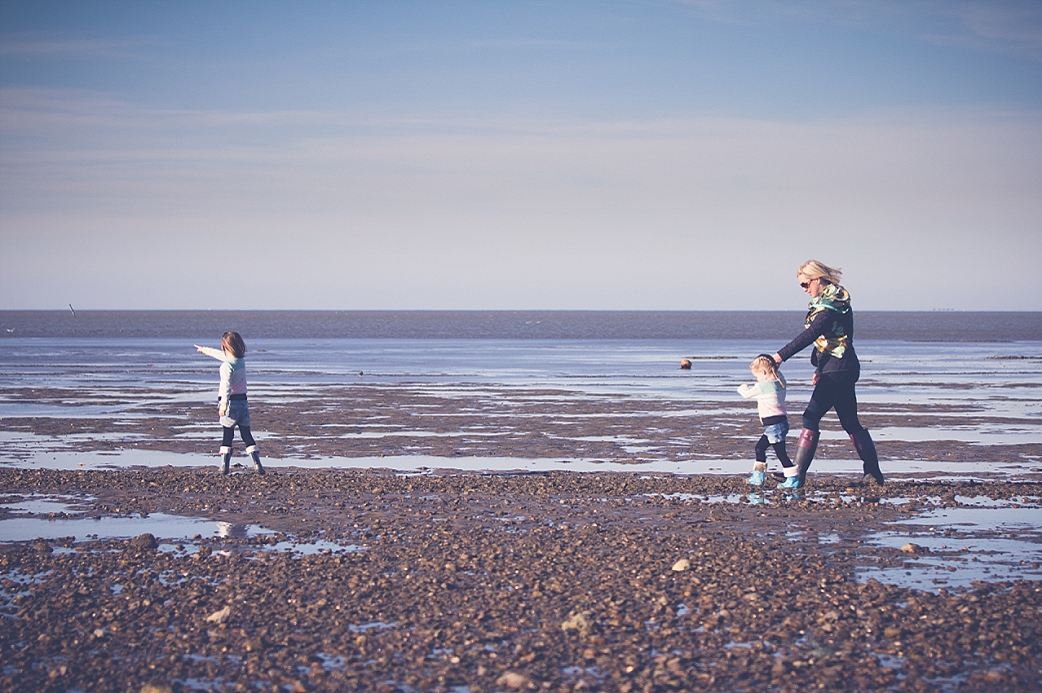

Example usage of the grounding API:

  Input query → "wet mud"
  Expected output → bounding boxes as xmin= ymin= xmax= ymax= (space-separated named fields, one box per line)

xmin=3 ymin=383 xmax=1040 ymax=467
xmin=3 ymin=468 xmax=1042 ymax=692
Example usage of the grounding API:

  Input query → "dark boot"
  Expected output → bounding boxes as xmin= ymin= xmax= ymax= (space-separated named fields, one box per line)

xmin=850 ymin=429 xmax=884 ymax=486
xmin=220 ymin=446 xmax=232 ymax=475
xmin=247 ymin=445 xmax=265 ymax=475
xmin=793 ymin=429 xmax=820 ymax=488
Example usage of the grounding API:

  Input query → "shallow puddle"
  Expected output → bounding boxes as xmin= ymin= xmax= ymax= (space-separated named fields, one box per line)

xmin=0 ymin=496 xmax=370 ymax=558
xmin=901 ymin=505 xmax=1042 ymax=530
xmin=861 ymin=504 xmax=1042 ymax=591
xmin=0 ymin=511 xmax=272 ymax=544
xmin=0 ymin=444 xmax=744 ymax=475
xmin=0 ymin=493 xmax=95 ymax=515
xmin=259 ymin=539 xmax=366 ymax=556
xmin=3 ymin=431 xmax=1041 ymax=480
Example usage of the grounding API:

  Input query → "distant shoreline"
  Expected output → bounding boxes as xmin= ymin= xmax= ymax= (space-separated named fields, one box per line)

xmin=1 ymin=309 xmax=1040 ymax=342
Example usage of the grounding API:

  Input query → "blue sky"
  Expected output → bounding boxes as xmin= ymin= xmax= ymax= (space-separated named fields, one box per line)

xmin=2 ymin=0 xmax=1040 ymax=310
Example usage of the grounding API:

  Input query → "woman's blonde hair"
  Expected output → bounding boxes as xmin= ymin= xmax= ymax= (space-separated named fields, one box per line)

xmin=798 ymin=260 xmax=842 ymax=285
xmin=751 ymin=354 xmax=784 ymax=386
xmin=221 ymin=331 xmax=246 ymax=358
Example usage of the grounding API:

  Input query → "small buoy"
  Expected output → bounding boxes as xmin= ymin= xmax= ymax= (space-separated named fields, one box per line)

xmin=680 ymin=359 xmax=692 ymax=370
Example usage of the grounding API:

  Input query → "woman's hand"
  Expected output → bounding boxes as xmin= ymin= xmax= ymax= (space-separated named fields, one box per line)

xmin=812 ymin=372 xmax=820 ymax=386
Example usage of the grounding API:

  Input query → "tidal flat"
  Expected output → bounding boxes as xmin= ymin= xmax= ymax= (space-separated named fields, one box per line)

xmin=2 ymin=468 xmax=1041 ymax=693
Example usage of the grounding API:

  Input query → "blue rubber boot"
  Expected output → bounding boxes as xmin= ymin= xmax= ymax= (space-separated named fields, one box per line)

xmin=747 ymin=462 xmax=767 ymax=486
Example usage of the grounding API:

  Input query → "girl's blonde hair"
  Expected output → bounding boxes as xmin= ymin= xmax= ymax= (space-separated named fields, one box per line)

xmin=798 ymin=259 xmax=842 ymax=285
xmin=751 ymin=354 xmax=784 ymax=386
xmin=221 ymin=331 xmax=246 ymax=358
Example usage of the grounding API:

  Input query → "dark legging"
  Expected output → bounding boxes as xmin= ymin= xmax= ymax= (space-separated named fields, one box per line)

xmin=755 ymin=436 xmax=793 ymax=466
xmin=222 ymin=425 xmax=256 ymax=448
xmin=802 ymin=371 xmax=865 ymax=434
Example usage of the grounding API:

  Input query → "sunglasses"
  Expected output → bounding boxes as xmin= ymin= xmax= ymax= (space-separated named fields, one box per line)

xmin=799 ymin=279 xmax=817 ymax=289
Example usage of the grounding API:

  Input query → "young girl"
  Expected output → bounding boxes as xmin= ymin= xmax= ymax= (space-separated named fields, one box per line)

xmin=195 ymin=331 xmax=265 ymax=475
xmin=737 ymin=354 xmax=795 ymax=487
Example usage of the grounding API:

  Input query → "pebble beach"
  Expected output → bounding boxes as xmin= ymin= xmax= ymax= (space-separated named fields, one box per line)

xmin=3 ymin=467 xmax=1042 ymax=692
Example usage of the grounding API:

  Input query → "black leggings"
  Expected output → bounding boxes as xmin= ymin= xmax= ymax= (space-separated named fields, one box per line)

xmin=802 ymin=371 xmax=865 ymax=434
xmin=755 ymin=436 xmax=792 ymax=466
xmin=222 ymin=425 xmax=256 ymax=448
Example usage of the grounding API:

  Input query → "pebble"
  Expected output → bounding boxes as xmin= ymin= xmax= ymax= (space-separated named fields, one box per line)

xmin=900 ymin=543 xmax=929 ymax=554
xmin=205 ymin=606 xmax=231 ymax=624
xmin=128 ymin=533 xmax=158 ymax=551
xmin=496 ymin=671 xmax=533 ymax=689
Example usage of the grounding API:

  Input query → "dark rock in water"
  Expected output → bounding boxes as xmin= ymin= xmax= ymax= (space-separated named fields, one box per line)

xmin=32 ymin=541 xmax=52 ymax=554
xmin=128 ymin=533 xmax=158 ymax=551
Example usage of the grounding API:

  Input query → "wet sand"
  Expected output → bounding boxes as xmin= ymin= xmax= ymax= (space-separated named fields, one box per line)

xmin=3 ymin=383 xmax=1042 ymax=691
xmin=4 ymin=381 xmax=1041 ymax=468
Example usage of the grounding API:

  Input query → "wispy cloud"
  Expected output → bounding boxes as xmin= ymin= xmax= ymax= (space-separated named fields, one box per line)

xmin=938 ymin=1 xmax=1042 ymax=60
xmin=673 ymin=0 xmax=1042 ymax=61
xmin=0 ymin=88 xmax=335 ymax=134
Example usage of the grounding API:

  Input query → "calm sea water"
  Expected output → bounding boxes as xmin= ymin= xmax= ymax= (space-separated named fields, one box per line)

xmin=2 ymin=310 xmax=1041 ymax=341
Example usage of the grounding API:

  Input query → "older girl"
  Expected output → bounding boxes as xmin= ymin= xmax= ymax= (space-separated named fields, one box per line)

xmin=195 ymin=331 xmax=265 ymax=475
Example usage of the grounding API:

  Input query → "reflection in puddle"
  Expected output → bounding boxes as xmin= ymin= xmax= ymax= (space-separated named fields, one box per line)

xmin=954 ymin=494 xmax=1042 ymax=508
xmin=648 ymin=492 xmax=749 ymax=504
xmin=0 ymin=495 xmax=369 ymax=557
xmin=0 ymin=494 xmax=264 ymax=544
xmin=899 ymin=506 xmax=1042 ymax=531
xmin=861 ymin=505 xmax=1042 ymax=591
xmin=0 ymin=512 xmax=272 ymax=544
xmin=0 ymin=493 xmax=95 ymax=515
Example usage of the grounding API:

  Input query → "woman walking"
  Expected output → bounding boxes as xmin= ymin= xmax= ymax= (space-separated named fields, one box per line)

xmin=772 ymin=260 xmax=883 ymax=489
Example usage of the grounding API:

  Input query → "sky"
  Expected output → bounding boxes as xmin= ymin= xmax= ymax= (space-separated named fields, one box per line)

xmin=1 ymin=0 xmax=1040 ymax=311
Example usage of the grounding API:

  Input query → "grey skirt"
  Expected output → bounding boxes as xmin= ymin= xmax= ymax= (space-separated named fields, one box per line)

xmin=220 ymin=399 xmax=251 ymax=429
